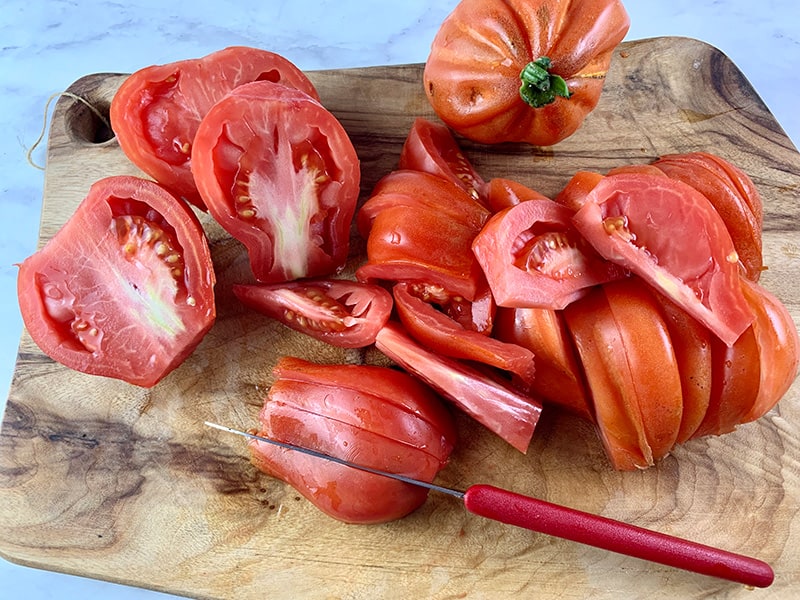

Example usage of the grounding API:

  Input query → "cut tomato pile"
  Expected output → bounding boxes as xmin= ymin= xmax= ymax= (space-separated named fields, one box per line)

xmin=15 ymin=7 xmax=800 ymax=526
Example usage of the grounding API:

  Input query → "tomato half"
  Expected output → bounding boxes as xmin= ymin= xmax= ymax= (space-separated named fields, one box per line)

xmin=651 ymin=152 xmax=764 ymax=281
xmin=392 ymin=282 xmax=536 ymax=387
xmin=356 ymin=170 xmax=489 ymax=302
xmin=110 ymin=46 xmax=320 ymax=209
xmin=573 ymin=173 xmax=755 ymax=346
xmin=249 ymin=356 xmax=457 ymax=524
xmin=375 ymin=322 xmax=542 ymax=453
xmin=191 ymin=81 xmax=360 ymax=283
xmin=472 ymin=196 xmax=627 ymax=309
xmin=17 ymin=176 xmax=216 ymax=387
xmin=232 ymin=279 xmax=393 ymax=348
xmin=423 ymin=0 xmax=630 ymax=145
xmin=398 ymin=117 xmax=488 ymax=205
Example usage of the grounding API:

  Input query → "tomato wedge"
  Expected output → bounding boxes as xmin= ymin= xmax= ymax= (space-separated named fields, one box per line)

xmin=375 ymin=322 xmax=542 ymax=453
xmin=573 ymin=173 xmax=755 ymax=346
xmin=232 ymin=279 xmax=393 ymax=348
xmin=192 ymin=80 xmax=360 ymax=283
xmin=493 ymin=306 xmax=592 ymax=420
xmin=398 ymin=117 xmax=488 ymax=205
xmin=392 ymin=282 xmax=535 ymax=387
xmin=110 ymin=46 xmax=320 ymax=209
xmin=17 ymin=176 xmax=215 ymax=387
xmin=485 ymin=177 xmax=553 ymax=213
xmin=249 ymin=356 xmax=457 ymax=524
xmin=356 ymin=170 xmax=489 ymax=302
xmin=738 ymin=278 xmax=799 ymax=423
xmin=651 ymin=152 xmax=764 ymax=281
xmin=472 ymin=196 xmax=627 ymax=309
xmin=564 ymin=279 xmax=683 ymax=470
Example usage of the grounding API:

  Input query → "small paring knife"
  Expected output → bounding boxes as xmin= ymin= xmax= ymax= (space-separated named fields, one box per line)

xmin=204 ymin=421 xmax=774 ymax=588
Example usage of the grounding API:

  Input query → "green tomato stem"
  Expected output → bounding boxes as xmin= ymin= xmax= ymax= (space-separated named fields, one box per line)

xmin=519 ymin=57 xmax=571 ymax=108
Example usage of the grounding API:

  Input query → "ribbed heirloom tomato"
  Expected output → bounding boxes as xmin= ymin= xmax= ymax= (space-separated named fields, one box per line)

xmin=423 ymin=0 xmax=630 ymax=145
xmin=17 ymin=176 xmax=216 ymax=387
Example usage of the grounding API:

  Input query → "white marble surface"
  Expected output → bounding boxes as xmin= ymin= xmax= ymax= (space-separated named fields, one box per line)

xmin=0 ymin=1 xmax=798 ymax=598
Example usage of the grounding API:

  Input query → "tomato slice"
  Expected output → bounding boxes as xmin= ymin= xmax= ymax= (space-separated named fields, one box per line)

xmin=17 ymin=176 xmax=215 ymax=387
xmin=493 ymin=306 xmax=592 ymax=420
xmin=191 ymin=80 xmax=360 ymax=283
xmin=110 ymin=46 xmax=320 ymax=210
xmin=573 ymin=172 xmax=755 ymax=346
xmin=249 ymin=356 xmax=457 ymax=524
xmin=398 ymin=117 xmax=488 ymax=205
xmin=375 ymin=322 xmax=542 ymax=453
xmin=651 ymin=152 xmax=764 ymax=281
xmin=472 ymin=196 xmax=627 ymax=309
xmin=737 ymin=278 xmax=799 ymax=424
xmin=392 ymin=282 xmax=535 ymax=386
xmin=232 ymin=279 xmax=393 ymax=348
xmin=564 ymin=280 xmax=683 ymax=470
xmin=356 ymin=171 xmax=489 ymax=302
xmin=554 ymin=171 xmax=604 ymax=212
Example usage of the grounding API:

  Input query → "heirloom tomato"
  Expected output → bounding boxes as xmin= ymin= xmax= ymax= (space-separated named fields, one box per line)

xmin=249 ymin=357 xmax=457 ymax=524
xmin=423 ymin=0 xmax=630 ymax=145
xmin=191 ymin=81 xmax=360 ymax=283
xmin=110 ymin=46 xmax=319 ymax=209
xmin=573 ymin=172 xmax=754 ymax=346
xmin=232 ymin=279 xmax=392 ymax=348
xmin=17 ymin=176 xmax=215 ymax=387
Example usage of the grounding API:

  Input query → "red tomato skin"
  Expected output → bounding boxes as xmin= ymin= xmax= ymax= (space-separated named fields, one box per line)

xmin=248 ymin=357 xmax=457 ymax=524
xmin=486 ymin=177 xmax=553 ymax=213
xmin=392 ymin=282 xmax=536 ymax=387
xmin=232 ymin=279 xmax=393 ymax=348
xmin=375 ymin=322 xmax=542 ymax=454
xmin=399 ymin=117 xmax=488 ymax=205
xmin=493 ymin=306 xmax=592 ymax=420
xmin=472 ymin=197 xmax=627 ymax=309
xmin=191 ymin=81 xmax=360 ymax=283
xmin=110 ymin=46 xmax=319 ymax=209
xmin=423 ymin=0 xmax=630 ymax=145
xmin=572 ymin=173 xmax=755 ymax=346
xmin=17 ymin=176 xmax=215 ymax=387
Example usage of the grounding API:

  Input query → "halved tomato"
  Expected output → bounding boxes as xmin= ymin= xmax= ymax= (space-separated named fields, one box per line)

xmin=472 ymin=195 xmax=627 ymax=309
xmin=191 ymin=80 xmax=360 ymax=283
xmin=232 ymin=279 xmax=393 ymax=348
xmin=398 ymin=117 xmax=488 ymax=205
xmin=392 ymin=282 xmax=535 ymax=387
xmin=375 ymin=322 xmax=542 ymax=453
xmin=17 ymin=176 xmax=216 ymax=387
xmin=573 ymin=172 xmax=754 ymax=346
xmin=249 ymin=356 xmax=457 ymax=524
xmin=110 ymin=46 xmax=320 ymax=209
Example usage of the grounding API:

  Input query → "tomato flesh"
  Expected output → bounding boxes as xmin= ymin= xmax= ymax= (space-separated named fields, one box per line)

xmin=573 ymin=173 xmax=754 ymax=346
xmin=232 ymin=279 xmax=393 ymax=348
xmin=192 ymin=81 xmax=360 ymax=283
xmin=17 ymin=176 xmax=215 ymax=387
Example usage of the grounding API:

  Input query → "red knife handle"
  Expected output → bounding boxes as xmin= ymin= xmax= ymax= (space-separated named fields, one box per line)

xmin=463 ymin=484 xmax=774 ymax=588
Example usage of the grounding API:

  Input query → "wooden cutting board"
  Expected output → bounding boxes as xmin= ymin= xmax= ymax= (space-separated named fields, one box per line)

xmin=2 ymin=36 xmax=799 ymax=599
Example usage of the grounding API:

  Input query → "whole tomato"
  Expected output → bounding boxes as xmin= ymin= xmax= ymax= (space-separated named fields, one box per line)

xmin=423 ymin=0 xmax=630 ymax=146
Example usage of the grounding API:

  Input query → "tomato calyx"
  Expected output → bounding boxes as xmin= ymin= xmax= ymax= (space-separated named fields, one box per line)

xmin=519 ymin=57 xmax=572 ymax=109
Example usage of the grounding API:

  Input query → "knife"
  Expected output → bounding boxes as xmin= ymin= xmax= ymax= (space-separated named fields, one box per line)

xmin=204 ymin=421 xmax=774 ymax=588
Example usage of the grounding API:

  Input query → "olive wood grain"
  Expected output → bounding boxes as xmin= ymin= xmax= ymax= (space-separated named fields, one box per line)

xmin=1 ymin=36 xmax=798 ymax=599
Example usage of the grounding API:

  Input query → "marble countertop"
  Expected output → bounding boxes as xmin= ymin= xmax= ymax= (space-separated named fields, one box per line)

xmin=1 ymin=1 xmax=798 ymax=598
